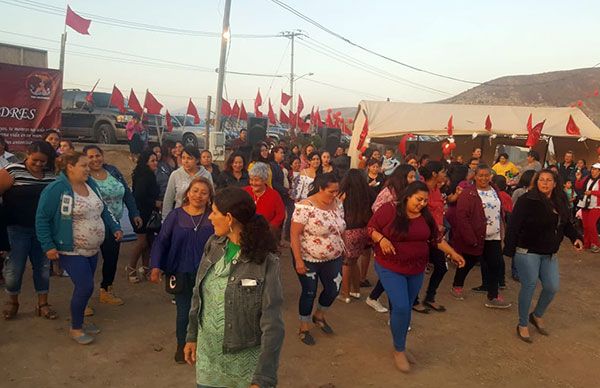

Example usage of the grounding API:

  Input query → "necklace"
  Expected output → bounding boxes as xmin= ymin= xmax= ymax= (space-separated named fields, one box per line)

xmin=190 ymin=211 xmax=206 ymax=232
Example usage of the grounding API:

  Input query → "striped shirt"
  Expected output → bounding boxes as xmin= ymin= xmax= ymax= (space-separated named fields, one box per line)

xmin=2 ymin=163 xmax=55 ymax=228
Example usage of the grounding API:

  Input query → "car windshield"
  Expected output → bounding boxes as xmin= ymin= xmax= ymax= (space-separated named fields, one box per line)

xmin=92 ymin=92 xmax=111 ymax=107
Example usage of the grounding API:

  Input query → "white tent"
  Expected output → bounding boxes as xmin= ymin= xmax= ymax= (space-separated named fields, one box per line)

xmin=349 ymin=101 xmax=600 ymax=165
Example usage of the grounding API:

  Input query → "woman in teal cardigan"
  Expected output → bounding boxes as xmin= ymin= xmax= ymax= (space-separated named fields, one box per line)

xmin=36 ymin=151 xmax=122 ymax=345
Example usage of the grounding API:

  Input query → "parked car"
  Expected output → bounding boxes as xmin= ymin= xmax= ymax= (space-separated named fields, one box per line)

xmin=161 ymin=114 xmax=206 ymax=149
xmin=61 ymin=89 xmax=159 ymax=144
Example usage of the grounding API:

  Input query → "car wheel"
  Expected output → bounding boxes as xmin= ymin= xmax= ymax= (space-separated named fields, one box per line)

xmin=96 ymin=123 xmax=117 ymax=144
xmin=182 ymin=133 xmax=198 ymax=148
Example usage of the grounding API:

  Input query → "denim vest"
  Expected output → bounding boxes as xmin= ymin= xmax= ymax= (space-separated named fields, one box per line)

xmin=186 ymin=235 xmax=285 ymax=388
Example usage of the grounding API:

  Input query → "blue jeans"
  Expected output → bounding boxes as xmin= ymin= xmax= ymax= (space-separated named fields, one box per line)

xmin=514 ymin=252 xmax=559 ymax=326
xmin=174 ymin=272 xmax=195 ymax=346
xmin=296 ymin=257 xmax=343 ymax=322
xmin=59 ymin=254 xmax=98 ymax=330
xmin=375 ymin=261 xmax=424 ymax=352
xmin=3 ymin=225 xmax=49 ymax=295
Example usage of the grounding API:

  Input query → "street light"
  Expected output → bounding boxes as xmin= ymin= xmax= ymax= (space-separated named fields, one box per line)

xmin=294 ymin=72 xmax=314 ymax=81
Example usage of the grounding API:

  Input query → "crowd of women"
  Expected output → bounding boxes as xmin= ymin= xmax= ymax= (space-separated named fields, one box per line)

xmin=0 ymin=131 xmax=588 ymax=385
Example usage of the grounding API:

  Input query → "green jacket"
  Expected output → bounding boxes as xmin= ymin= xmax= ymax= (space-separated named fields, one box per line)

xmin=35 ymin=172 xmax=121 ymax=253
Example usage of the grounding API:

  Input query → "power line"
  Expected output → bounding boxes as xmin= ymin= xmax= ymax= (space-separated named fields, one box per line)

xmin=269 ymin=0 xmax=482 ymax=85
xmin=2 ymin=0 xmax=279 ymax=38
xmin=298 ymin=77 xmax=389 ymax=100
xmin=297 ymin=38 xmax=451 ymax=96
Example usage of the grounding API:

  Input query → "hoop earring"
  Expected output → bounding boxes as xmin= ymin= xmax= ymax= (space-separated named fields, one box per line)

xmin=229 ymin=225 xmax=233 ymax=234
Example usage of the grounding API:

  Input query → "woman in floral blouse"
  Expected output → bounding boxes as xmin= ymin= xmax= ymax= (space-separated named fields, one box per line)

xmin=291 ymin=173 xmax=346 ymax=346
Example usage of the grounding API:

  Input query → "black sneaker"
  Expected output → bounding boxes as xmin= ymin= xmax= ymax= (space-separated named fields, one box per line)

xmin=359 ymin=279 xmax=372 ymax=288
xmin=472 ymin=285 xmax=488 ymax=293
xmin=174 ymin=344 xmax=185 ymax=364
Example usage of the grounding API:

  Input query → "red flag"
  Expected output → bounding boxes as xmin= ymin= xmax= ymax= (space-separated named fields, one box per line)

xmin=526 ymin=113 xmax=533 ymax=132
xmin=485 ymin=115 xmax=492 ymax=132
xmin=299 ymin=120 xmax=310 ymax=134
xmin=356 ymin=115 xmax=369 ymax=150
xmin=85 ymin=79 xmax=100 ymax=104
xmin=128 ymin=89 xmax=143 ymax=116
xmin=398 ymin=134 xmax=415 ymax=156
xmin=267 ymin=99 xmax=277 ymax=125
xmin=165 ymin=110 xmax=174 ymax=132
xmin=577 ymin=100 xmax=584 ymax=107
xmin=239 ymin=102 xmax=248 ymax=121
xmin=314 ymin=109 xmax=322 ymax=128
xmin=231 ymin=100 xmax=240 ymax=118
xmin=342 ymin=121 xmax=352 ymax=135
xmin=297 ymin=95 xmax=304 ymax=114
xmin=279 ymin=109 xmax=289 ymax=124
xmin=325 ymin=111 xmax=334 ymax=127
xmin=143 ymin=90 xmax=163 ymax=115
xmin=254 ymin=90 xmax=263 ymax=117
xmin=595 ymin=89 xmax=599 ymax=97
xmin=281 ymin=91 xmax=292 ymax=106
xmin=566 ymin=114 xmax=581 ymax=136
xmin=65 ymin=6 xmax=91 ymax=35
xmin=109 ymin=85 xmax=125 ymax=113
xmin=526 ymin=120 xmax=545 ymax=147
xmin=221 ymin=98 xmax=232 ymax=116
xmin=186 ymin=99 xmax=200 ymax=124
xmin=289 ymin=110 xmax=297 ymax=128
xmin=447 ymin=115 xmax=454 ymax=136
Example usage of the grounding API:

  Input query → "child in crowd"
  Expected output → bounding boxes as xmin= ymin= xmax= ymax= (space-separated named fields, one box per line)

xmin=564 ymin=180 xmax=576 ymax=215
xmin=381 ymin=147 xmax=400 ymax=176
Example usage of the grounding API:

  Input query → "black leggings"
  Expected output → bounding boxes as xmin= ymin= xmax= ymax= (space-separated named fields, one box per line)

xmin=423 ymin=247 xmax=447 ymax=303
xmin=100 ymin=232 xmax=120 ymax=290
xmin=452 ymin=240 xmax=502 ymax=299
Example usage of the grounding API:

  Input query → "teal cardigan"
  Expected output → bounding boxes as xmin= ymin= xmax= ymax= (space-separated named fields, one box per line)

xmin=35 ymin=172 xmax=121 ymax=253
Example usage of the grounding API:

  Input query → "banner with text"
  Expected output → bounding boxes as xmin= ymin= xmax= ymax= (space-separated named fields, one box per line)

xmin=0 ymin=63 xmax=62 ymax=151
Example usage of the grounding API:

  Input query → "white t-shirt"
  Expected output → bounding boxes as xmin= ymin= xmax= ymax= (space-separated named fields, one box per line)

xmin=477 ymin=188 xmax=501 ymax=241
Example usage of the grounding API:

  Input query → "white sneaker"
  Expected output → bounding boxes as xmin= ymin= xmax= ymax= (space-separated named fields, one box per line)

xmin=366 ymin=297 xmax=389 ymax=313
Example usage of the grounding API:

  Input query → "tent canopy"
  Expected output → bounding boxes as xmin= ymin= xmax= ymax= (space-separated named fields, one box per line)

xmin=349 ymin=101 xmax=600 ymax=163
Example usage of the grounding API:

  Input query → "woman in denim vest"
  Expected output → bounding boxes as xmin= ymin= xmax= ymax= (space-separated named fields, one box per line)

xmin=184 ymin=187 xmax=284 ymax=388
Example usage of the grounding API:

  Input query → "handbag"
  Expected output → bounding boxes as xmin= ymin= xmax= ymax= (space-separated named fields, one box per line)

xmin=145 ymin=210 xmax=162 ymax=232
xmin=165 ymin=272 xmax=187 ymax=294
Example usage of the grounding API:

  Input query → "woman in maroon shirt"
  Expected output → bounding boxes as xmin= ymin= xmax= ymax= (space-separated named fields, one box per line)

xmin=368 ymin=181 xmax=464 ymax=373
xmin=244 ymin=162 xmax=285 ymax=236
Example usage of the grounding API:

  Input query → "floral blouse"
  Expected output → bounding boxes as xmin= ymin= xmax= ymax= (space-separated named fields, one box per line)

xmin=292 ymin=200 xmax=346 ymax=262
xmin=291 ymin=171 xmax=315 ymax=201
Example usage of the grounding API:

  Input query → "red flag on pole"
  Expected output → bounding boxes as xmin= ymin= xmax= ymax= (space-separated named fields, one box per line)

xmin=279 ymin=109 xmax=289 ymax=124
xmin=289 ymin=110 xmax=297 ymax=128
xmin=526 ymin=120 xmax=545 ymax=147
xmin=109 ymin=85 xmax=125 ymax=113
xmin=65 ymin=6 xmax=91 ymax=35
xmin=165 ymin=110 xmax=174 ymax=132
xmin=186 ymin=99 xmax=200 ymax=124
xmin=143 ymin=90 xmax=163 ymax=115
xmin=85 ymin=79 xmax=100 ymax=103
xmin=254 ymin=90 xmax=263 ymax=117
xmin=128 ymin=89 xmax=143 ymax=116
xmin=398 ymin=134 xmax=415 ymax=156
xmin=485 ymin=115 xmax=492 ymax=132
xmin=267 ymin=99 xmax=277 ymax=125
xmin=357 ymin=115 xmax=369 ymax=150
xmin=231 ymin=101 xmax=240 ymax=118
xmin=447 ymin=115 xmax=454 ymax=136
xmin=221 ymin=98 xmax=232 ymax=116
xmin=526 ymin=113 xmax=533 ymax=132
xmin=239 ymin=102 xmax=248 ymax=121
xmin=314 ymin=109 xmax=322 ymax=128
xmin=566 ymin=114 xmax=581 ymax=136
xmin=577 ymin=100 xmax=584 ymax=107
xmin=325 ymin=111 xmax=334 ymax=127
xmin=281 ymin=91 xmax=292 ymax=106
xmin=297 ymin=95 xmax=304 ymax=114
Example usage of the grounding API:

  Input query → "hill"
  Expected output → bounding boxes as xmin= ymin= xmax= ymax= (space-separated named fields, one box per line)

xmin=439 ymin=67 xmax=600 ymax=125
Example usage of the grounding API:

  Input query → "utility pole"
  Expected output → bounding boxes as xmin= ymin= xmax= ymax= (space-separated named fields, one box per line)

xmin=59 ymin=31 xmax=67 ymax=73
xmin=205 ymin=95 xmax=212 ymax=149
xmin=214 ymin=0 xmax=232 ymax=135
xmin=279 ymin=30 xmax=306 ymax=111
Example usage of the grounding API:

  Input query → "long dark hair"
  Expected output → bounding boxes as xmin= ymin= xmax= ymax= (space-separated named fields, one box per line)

xmin=132 ymin=149 xmax=156 ymax=181
xmin=224 ymin=152 xmax=246 ymax=173
xmin=418 ymin=160 xmax=444 ymax=181
xmin=250 ymin=142 xmax=269 ymax=163
xmin=340 ymin=169 xmax=372 ymax=227
xmin=394 ymin=181 xmax=437 ymax=240
xmin=516 ymin=169 xmax=536 ymax=189
xmin=161 ymin=139 xmax=176 ymax=164
xmin=385 ymin=164 xmax=415 ymax=197
xmin=27 ymin=140 xmax=56 ymax=171
xmin=530 ymin=169 xmax=571 ymax=222
xmin=213 ymin=187 xmax=277 ymax=263
xmin=447 ymin=163 xmax=468 ymax=194
xmin=308 ymin=172 xmax=339 ymax=197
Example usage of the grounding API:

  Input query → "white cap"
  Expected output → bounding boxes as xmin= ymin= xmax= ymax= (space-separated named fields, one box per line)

xmin=592 ymin=163 xmax=600 ymax=169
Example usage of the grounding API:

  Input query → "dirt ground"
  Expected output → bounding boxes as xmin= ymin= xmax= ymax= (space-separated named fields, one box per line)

xmin=1 ymin=147 xmax=600 ymax=387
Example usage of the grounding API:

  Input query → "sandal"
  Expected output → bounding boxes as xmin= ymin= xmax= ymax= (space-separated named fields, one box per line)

xmin=312 ymin=316 xmax=334 ymax=334
xmin=125 ymin=265 xmax=140 ymax=284
xmin=36 ymin=303 xmax=58 ymax=320
xmin=3 ymin=301 xmax=19 ymax=320
xmin=423 ymin=301 xmax=446 ymax=312
xmin=299 ymin=330 xmax=315 ymax=345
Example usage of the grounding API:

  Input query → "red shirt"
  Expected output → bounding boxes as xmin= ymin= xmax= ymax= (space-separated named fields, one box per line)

xmin=428 ymin=186 xmax=444 ymax=227
xmin=498 ymin=191 xmax=513 ymax=213
xmin=368 ymin=202 xmax=434 ymax=275
xmin=243 ymin=186 xmax=285 ymax=228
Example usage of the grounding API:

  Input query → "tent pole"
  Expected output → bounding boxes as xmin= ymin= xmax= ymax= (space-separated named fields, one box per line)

xmin=542 ymin=139 xmax=550 ymax=167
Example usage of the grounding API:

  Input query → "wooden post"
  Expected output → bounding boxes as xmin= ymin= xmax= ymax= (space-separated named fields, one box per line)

xmin=205 ymin=95 xmax=212 ymax=150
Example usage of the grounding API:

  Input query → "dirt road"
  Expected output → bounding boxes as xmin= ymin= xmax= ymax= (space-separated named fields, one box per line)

xmin=1 ymin=241 xmax=599 ymax=388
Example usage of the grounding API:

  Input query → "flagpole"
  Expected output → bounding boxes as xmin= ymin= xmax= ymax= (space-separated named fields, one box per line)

xmin=59 ymin=31 xmax=67 ymax=74
xmin=214 ymin=0 xmax=232 ymax=134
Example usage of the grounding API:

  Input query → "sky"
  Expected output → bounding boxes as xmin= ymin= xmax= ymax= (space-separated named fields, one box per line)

xmin=2 ymin=0 xmax=600 ymax=113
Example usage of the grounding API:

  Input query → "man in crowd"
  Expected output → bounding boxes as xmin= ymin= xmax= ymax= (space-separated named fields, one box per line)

xmin=558 ymin=150 xmax=577 ymax=184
